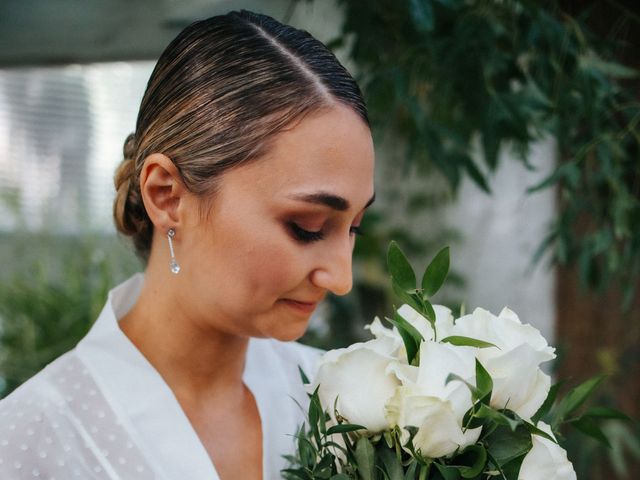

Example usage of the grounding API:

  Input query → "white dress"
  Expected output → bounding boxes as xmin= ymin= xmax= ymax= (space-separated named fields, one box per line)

xmin=0 ymin=274 xmax=321 ymax=479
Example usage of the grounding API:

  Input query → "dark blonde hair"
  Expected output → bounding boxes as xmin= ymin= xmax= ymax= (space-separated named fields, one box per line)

xmin=113 ymin=10 xmax=369 ymax=259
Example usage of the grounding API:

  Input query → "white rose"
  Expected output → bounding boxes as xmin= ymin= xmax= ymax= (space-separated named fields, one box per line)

xmin=386 ymin=341 xmax=482 ymax=457
xmin=312 ymin=338 xmax=401 ymax=433
xmin=449 ymin=307 xmax=556 ymax=419
xmin=519 ymin=422 xmax=576 ymax=480
xmin=365 ymin=316 xmax=404 ymax=353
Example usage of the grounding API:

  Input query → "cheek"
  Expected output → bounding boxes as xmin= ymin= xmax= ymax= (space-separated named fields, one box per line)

xmin=207 ymin=217 xmax=308 ymax=303
xmin=242 ymin=238 xmax=306 ymax=297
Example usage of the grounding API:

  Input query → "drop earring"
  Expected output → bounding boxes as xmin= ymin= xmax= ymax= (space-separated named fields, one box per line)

xmin=167 ymin=228 xmax=180 ymax=274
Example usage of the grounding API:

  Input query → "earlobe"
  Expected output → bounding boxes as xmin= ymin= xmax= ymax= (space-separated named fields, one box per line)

xmin=139 ymin=153 xmax=185 ymax=229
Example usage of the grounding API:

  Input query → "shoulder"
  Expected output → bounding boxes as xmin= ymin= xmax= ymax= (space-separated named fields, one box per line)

xmin=0 ymin=352 xmax=83 ymax=475
xmin=0 ymin=350 xmax=75 ymax=409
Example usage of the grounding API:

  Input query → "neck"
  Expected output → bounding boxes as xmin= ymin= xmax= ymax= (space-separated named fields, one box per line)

xmin=119 ymin=273 xmax=249 ymax=401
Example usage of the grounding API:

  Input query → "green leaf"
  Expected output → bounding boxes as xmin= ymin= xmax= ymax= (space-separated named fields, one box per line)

xmin=579 ymin=54 xmax=639 ymax=78
xmin=422 ymin=299 xmax=437 ymax=325
xmin=433 ymin=463 xmax=461 ymax=480
xmin=388 ymin=241 xmax=416 ymax=292
xmin=522 ymin=421 xmax=556 ymax=443
xmin=354 ymin=437 xmax=376 ymax=480
xmin=463 ymin=155 xmax=491 ymax=193
xmin=531 ymin=382 xmax=561 ymax=424
xmin=298 ymin=365 xmax=310 ymax=385
xmin=554 ymin=376 xmax=605 ymax=426
xmin=386 ymin=310 xmax=425 ymax=365
xmin=297 ymin=434 xmax=317 ymax=469
xmin=392 ymin=280 xmax=423 ymax=312
xmin=308 ymin=388 xmax=326 ymax=443
xmin=404 ymin=461 xmax=419 ymax=480
xmin=440 ymin=336 xmax=497 ymax=349
xmin=485 ymin=425 xmax=533 ymax=467
xmin=581 ymin=407 xmax=631 ymax=421
xmin=572 ymin=416 xmax=612 ymax=448
xmin=330 ymin=475 xmax=351 ymax=480
xmin=475 ymin=404 xmax=521 ymax=432
xmin=326 ymin=423 xmax=366 ymax=436
xmin=282 ymin=468 xmax=312 ymax=480
xmin=421 ymin=246 xmax=450 ymax=297
xmin=452 ymin=444 xmax=487 ymax=478
xmin=475 ymin=360 xmax=493 ymax=403
xmin=378 ymin=446 xmax=404 ymax=480
xmin=499 ymin=454 xmax=528 ymax=480
xmin=445 ymin=373 xmax=478 ymax=399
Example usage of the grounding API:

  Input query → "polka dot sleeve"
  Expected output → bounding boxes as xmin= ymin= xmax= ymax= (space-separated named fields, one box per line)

xmin=0 ymin=353 xmax=156 ymax=479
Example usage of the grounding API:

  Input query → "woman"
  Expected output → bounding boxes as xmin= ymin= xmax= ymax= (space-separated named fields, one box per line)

xmin=0 ymin=9 xmax=374 ymax=480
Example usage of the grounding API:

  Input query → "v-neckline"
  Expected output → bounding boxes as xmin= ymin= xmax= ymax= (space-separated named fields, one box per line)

xmin=76 ymin=274 xmax=270 ymax=480
xmin=75 ymin=274 xmax=311 ymax=479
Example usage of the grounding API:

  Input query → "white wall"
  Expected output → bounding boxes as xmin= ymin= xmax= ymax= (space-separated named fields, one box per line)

xmin=443 ymin=139 xmax=557 ymax=342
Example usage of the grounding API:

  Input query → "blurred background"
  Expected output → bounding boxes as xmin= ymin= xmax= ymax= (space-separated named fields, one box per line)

xmin=0 ymin=0 xmax=638 ymax=477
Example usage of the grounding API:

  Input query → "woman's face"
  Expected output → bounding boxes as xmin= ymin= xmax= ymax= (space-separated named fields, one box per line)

xmin=176 ymin=104 xmax=375 ymax=341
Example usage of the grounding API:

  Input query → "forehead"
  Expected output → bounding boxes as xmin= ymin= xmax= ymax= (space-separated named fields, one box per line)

xmin=223 ymin=105 xmax=375 ymax=208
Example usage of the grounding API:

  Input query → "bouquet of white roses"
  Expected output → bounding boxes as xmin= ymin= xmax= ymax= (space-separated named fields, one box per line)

xmin=283 ymin=242 xmax=627 ymax=480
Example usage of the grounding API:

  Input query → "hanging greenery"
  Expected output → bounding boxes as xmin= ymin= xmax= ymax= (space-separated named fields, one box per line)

xmin=316 ymin=0 xmax=639 ymax=306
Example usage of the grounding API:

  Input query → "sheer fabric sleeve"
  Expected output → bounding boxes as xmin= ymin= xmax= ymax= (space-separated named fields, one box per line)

xmin=0 ymin=353 xmax=157 ymax=479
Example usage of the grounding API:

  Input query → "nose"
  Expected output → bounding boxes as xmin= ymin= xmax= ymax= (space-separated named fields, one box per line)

xmin=311 ymin=238 xmax=354 ymax=296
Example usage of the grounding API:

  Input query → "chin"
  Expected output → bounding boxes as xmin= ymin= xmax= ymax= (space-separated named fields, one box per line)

xmin=267 ymin=324 xmax=309 ymax=342
xmin=260 ymin=314 xmax=310 ymax=342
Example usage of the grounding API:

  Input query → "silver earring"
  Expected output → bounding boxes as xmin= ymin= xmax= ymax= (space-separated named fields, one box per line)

xmin=167 ymin=228 xmax=180 ymax=274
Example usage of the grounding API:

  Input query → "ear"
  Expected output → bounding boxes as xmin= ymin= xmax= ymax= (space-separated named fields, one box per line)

xmin=139 ymin=153 xmax=187 ymax=230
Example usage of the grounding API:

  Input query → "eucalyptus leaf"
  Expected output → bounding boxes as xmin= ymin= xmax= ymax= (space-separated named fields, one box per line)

xmin=421 ymin=246 xmax=450 ymax=297
xmin=355 ymin=437 xmax=376 ymax=480
xmin=378 ymin=445 xmax=404 ymax=480
xmin=404 ymin=461 xmax=419 ymax=480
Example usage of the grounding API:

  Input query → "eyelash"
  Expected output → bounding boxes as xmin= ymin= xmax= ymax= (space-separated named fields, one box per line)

xmin=287 ymin=222 xmax=364 ymax=244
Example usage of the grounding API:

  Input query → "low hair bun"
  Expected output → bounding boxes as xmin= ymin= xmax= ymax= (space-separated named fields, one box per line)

xmin=123 ymin=132 xmax=137 ymax=161
xmin=113 ymin=133 xmax=153 ymax=259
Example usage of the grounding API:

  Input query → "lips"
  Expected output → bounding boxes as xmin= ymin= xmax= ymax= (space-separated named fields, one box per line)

xmin=280 ymin=298 xmax=321 ymax=314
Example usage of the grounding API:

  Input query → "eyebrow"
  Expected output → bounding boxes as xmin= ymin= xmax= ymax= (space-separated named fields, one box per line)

xmin=288 ymin=191 xmax=376 ymax=211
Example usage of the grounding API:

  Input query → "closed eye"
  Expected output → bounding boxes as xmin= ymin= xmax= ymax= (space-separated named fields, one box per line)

xmin=288 ymin=222 xmax=324 ymax=243
xmin=287 ymin=222 xmax=365 ymax=243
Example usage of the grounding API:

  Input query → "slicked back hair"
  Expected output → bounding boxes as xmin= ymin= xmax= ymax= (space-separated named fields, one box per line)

xmin=113 ymin=10 xmax=369 ymax=259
